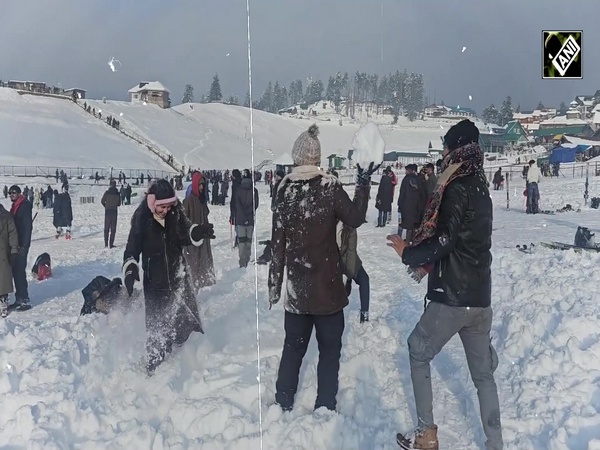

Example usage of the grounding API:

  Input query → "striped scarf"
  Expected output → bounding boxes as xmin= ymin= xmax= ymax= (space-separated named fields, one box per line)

xmin=407 ymin=142 xmax=484 ymax=283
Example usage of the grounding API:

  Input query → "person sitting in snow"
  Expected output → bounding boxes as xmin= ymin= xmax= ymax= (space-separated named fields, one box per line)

xmin=122 ymin=179 xmax=214 ymax=374
xmin=387 ymin=119 xmax=502 ymax=450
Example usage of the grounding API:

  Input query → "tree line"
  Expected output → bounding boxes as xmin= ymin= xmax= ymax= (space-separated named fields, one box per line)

xmin=180 ymin=69 xmax=426 ymax=122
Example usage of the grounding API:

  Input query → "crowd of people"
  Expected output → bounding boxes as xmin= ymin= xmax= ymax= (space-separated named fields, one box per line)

xmin=0 ymin=119 xmax=506 ymax=449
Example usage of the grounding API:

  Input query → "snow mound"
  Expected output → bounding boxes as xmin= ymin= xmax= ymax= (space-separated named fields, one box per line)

xmin=351 ymin=122 xmax=386 ymax=167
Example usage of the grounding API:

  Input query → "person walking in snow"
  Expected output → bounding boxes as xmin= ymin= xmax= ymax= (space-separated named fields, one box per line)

xmin=183 ymin=171 xmax=216 ymax=289
xmin=101 ymin=179 xmax=121 ymax=248
xmin=45 ymin=186 xmax=54 ymax=208
xmin=0 ymin=204 xmax=18 ymax=318
xmin=492 ymin=168 xmax=504 ymax=191
xmin=3 ymin=186 xmax=7 ymax=199
xmin=234 ymin=169 xmax=258 ymax=268
xmin=220 ymin=178 xmax=229 ymax=206
xmin=388 ymin=119 xmax=502 ymax=450
xmin=526 ymin=159 xmax=541 ymax=214
xmin=53 ymin=186 xmax=73 ymax=240
xmin=269 ymin=124 xmax=379 ymax=412
xmin=8 ymin=185 xmax=33 ymax=311
xmin=122 ymin=179 xmax=214 ymax=374
xmin=33 ymin=188 xmax=41 ymax=209
xmin=375 ymin=166 xmax=394 ymax=227
xmin=423 ymin=163 xmax=437 ymax=200
xmin=397 ymin=164 xmax=426 ymax=244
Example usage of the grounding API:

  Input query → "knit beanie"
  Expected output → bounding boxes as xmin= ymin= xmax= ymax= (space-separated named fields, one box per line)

xmin=149 ymin=179 xmax=176 ymax=200
xmin=292 ymin=124 xmax=321 ymax=166
xmin=443 ymin=119 xmax=480 ymax=151
xmin=9 ymin=185 xmax=21 ymax=194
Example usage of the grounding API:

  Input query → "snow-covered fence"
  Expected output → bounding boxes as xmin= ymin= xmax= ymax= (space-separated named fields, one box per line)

xmin=0 ymin=165 xmax=176 ymax=180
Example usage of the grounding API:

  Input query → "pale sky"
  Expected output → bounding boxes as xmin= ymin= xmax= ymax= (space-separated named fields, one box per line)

xmin=1 ymin=0 xmax=598 ymax=113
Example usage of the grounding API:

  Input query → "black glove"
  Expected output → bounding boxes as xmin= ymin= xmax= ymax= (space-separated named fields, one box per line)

xmin=356 ymin=162 xmax=382 ymax=186
xmin=191 ymin=223 xmax=215 ymax=241
xmin=124 ymin=262 xmax=140 ymax=297
xmin=10 ymin=253 xmax=19 ymax=267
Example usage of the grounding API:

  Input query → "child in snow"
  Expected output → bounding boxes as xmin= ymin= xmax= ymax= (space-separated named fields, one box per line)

xmin=122 ymin=180 xmax=214 ymax=374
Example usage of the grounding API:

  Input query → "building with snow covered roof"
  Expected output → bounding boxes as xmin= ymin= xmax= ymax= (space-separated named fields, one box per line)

xmin=63 ymin=88 xmax=86 ymax=99
xmin=128 ymin=81 xmax=171 ymax=109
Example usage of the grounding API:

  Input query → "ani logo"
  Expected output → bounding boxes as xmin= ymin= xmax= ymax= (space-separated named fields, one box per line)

xmin=543 ymin=31 xmax=582 ymax=79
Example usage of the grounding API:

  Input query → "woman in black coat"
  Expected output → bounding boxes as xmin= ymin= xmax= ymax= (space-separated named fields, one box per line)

xmin=375 ymin=168 xmax=394 ymax=227
xmin=53 ymin=187 xmax=73 ymax=239
xmin=122 ymin=180 xmax=213 ymax=374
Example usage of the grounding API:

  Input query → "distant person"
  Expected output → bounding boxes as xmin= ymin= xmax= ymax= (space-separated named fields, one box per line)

xmin=526 ymin=160 xmax=541 ymax=214
xmin=101 ymin=180 xmax=121 ymax=248
xmin=234 ymin=169 xmax=258 ymax=268
xmin=53 ymin=186 xmax=73 ymax=240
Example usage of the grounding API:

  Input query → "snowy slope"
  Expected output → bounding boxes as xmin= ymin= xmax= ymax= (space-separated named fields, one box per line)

xmin=0 ymin=88 xmax=172 ymax=172
xmin=2 ymin=173 xmax=600 ymax=448
xmin=83 ymin=99 xmax=446 ymax=170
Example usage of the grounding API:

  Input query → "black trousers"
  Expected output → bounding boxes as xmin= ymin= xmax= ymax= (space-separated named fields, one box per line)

xmin=104 ymin=210 xmax=118 ymax=247
xmin=275 ymin=310 xmax=345 ymax=411
xmin=12 ymin=249 xmax=29 ymax=301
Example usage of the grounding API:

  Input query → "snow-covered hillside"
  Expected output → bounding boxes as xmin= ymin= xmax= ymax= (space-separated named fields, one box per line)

xmin=1 ymin=172 xmax=600 ymax=448
xmin=83 ymin=99 xmax=446 ymax=170
xmin=0 ymin=88 xmax=172 ymax=173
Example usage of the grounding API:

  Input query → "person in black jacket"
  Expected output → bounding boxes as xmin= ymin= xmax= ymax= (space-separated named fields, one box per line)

xmin=375 ymin=167 xmax=394 ymax=227
xmin=229 ymin=169 xmax=242 ymax=247
xmin=8 ymin=185 xmax=33 ymax=310
xmin=388 ymin=120 xmax=502 ymax=450
xmin=122 ymin=180 xmax=214 ymax=374
xmin=101 ymin=179 xmax=121 ymax=248
xmin=235 ymin=169 xmax=259 ymax=268
xmin=53 ymin=186 xmax=73 ymax=239
xmin=397 ymin=164 xmax=426 ymax=243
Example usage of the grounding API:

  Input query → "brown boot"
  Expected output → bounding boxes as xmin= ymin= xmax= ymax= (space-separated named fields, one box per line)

xmin=396 ymin=425 xmax=438 ymax=450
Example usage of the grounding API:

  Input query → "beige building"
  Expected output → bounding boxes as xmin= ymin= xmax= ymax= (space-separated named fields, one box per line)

xmin=128 ymin=81 xmax=171 ymax=108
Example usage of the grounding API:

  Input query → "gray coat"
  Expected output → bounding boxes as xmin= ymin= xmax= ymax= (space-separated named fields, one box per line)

xmin=0 ymin=205 xmax=18 ymax=296
xmin=336 ymin=223 xmax=363 ymax=279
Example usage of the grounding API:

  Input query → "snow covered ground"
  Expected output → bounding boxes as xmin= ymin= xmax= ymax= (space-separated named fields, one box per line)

xmin=0 ymin=88 xmax=172 ymax=172
xmin=1 ymin=173 xmax=600 ymax=449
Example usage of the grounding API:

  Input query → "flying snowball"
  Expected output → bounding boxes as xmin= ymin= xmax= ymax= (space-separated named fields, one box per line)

xmin=440 ymin=125 xmax=444 ymax=129
xmin=462 ymin=46 xmax=467 ymax=52
xmin=226 ymin=53 xmax=230 ymax=57
xmin=107 ymin=57 xmax=122 ymax=72
xmin=119 ymin=113 xmax=123 ymax=117
xmin=143 ymin=101 xmax=147 ymax=106
xmin=351 ymin=122 xmax=386 ymax=167
xmin=469 ymin=95 xmax=472 ymax=100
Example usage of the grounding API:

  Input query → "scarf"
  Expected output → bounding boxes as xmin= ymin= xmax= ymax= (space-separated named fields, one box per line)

xmin=407 ymin=142 xmax=484 ymax=283
xmin=10 ymin=195 xmax=25 ymax=216
xmin=277 ymin=165 xmax=338 ymax=193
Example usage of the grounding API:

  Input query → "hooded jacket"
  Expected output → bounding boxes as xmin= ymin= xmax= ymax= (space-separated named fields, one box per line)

xmin=101 ymin=186 xmax=121 ymax=211
xmin=235 ymin=178 xmax=259 ymax=226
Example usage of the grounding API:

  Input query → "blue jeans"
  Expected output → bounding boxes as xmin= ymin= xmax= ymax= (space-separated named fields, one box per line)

xmin=353 ymin=267 xmax=370 ymax=312
xmin=527 ymin=182 xmax=539 ymax=213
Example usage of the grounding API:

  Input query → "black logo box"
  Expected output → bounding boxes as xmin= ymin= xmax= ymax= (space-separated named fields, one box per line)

xmin=542 ymin=31 xmax=583 ymax=79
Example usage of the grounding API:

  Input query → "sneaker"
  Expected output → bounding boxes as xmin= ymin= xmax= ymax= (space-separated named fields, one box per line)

xmin=397 ymin=425 xmax=438 ymax=450
xmin=66 ymin=233 xmax=72 ymax=240
xmin=360 ymin=311 xmax=369 ymax=323
xmin=0 ymin=296 xmax=7 ymax=318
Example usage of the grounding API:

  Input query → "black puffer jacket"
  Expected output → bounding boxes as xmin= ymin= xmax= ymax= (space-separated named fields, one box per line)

xmin=402 ymin=173 xmax=492 ymax=307
xmin=235 ymin=178 xmax=259 ymax=226
xmin=53 ymin=193 xmax=73 ymax=228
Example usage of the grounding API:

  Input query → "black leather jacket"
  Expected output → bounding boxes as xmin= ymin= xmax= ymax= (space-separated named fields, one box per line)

xmin=402 ymin=172 xmax=492 ymax=307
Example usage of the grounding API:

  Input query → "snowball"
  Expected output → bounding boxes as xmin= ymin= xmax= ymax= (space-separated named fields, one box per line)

xmin=226 ymin=53 xmax=230 ymax=57
xmin=119 ymin=113 xmax=123 ymax=117
xmin=351 ymin=122 xmax=386 ymax=167
xmin=462 ymin=46 xmax=467 ymax=52
xmin=107 ymin=57 xmax=121 ymax=72
xmin=469 ymin=95 xmax=473 ymax=100
xmin=143 ymin=102 xmax=147 ymax=106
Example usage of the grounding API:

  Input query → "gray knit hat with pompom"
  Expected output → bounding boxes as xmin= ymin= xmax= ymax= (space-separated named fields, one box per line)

xmin=292 ymin=124 xmax=321 ymax=166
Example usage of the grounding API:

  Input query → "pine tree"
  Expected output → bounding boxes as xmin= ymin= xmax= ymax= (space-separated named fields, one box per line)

xmin=326 ymin=76 xmax=335 ymax=102
xmin=259 ymin=81 xmax=273 ymax=112
xmin=273 ymin=81 xmax=286 ymax=112
xmin=516 ymin=104 xmax=521 ymax=114
xmin=244 ymin=91 xmax=251 ymax=108
xmin=226 ymin=95 xmax=239 ymax=105
xmin=537 ymin=101 xmax=545 ymax=110
xmin=208 ymin=74 xmax=222 ymax=102
xmin=181 ymin=84 xmax=194 ymax=104
xmin=559 ymin=101 xmax=567 ymax=115
xmin=289 ymin=80 xmax=303 ymax=105
xmin=499 ymin=96 xmax=514 ymax=126
xmin=482 ymin=104 xmax=500 ymax=124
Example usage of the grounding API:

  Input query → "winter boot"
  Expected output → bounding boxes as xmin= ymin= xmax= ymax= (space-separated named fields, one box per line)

xmin=66 ymin=231 xmax=72 ymax=240
xmin=360 ymin=311 xmax=369 ymax=323
xmin=16 ymin=298 xmax=32 ymax=312
xmin=397 ymin=425 xmax=438 ymax=450
xmin=55 ymin=228 xmax=62 ymax=239
xmin=0 ymin=295 xmax=7 ymax=318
